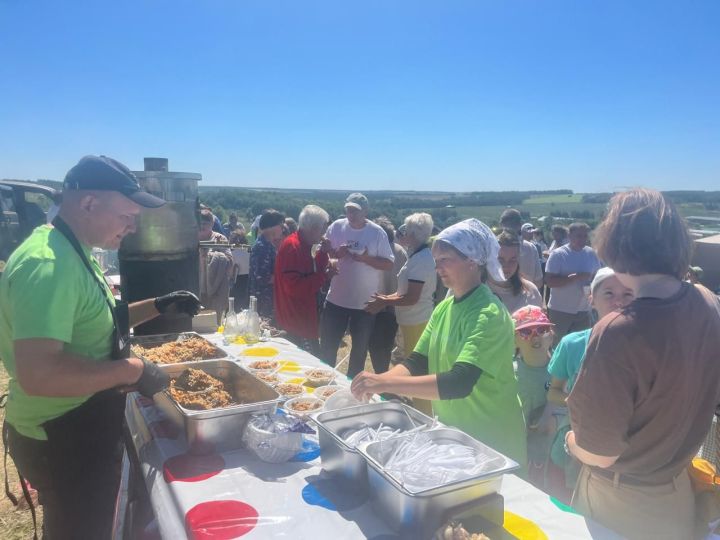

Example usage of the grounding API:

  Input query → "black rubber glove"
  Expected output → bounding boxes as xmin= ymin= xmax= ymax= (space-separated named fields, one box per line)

xmin=136 ymin=359 xmax=170 ymax=397
xmin=154 ymin=290 xmax=201 ymax=316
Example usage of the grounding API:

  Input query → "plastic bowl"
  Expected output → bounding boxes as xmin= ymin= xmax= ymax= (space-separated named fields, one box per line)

xmin=284 ymin=396 xmax=325 ymax=417
xmin=305 ymin=368 xmax=335 ymax=387
xmin=323 ymin=389 xmax=362 ymax=411
xmin=254 ymin=371 xmax=281 ymax=386
xmin=247 ymin=359 xmax=280 ymax=372
xmin=275 ymin=382 xmax=306 ymax=400
xmin=314 ymin=385 xmax=343 ymax=401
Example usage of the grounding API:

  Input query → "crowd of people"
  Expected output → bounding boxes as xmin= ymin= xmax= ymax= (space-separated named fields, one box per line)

xmin=2 ymin=155 xmax=720 ymax=540
xmin=223 ymin=189 xmax=720 ymax=540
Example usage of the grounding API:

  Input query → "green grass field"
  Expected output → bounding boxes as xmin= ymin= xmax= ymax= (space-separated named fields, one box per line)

xmin=522 ymin=194 xmax=584 ymax=204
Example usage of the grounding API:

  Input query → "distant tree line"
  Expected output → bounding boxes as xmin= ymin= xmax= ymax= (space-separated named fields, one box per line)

xmin=198 ymin=188 xmax=575 ymax=230
xmin=389 ymin=190 xmax=572 ymax=209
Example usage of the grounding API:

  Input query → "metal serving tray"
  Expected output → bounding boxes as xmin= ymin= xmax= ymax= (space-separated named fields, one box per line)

xmin=312 ymin=401 xmax=435 ymax=491
xmin=130 ymin=332 xmax=227 ymax=363
xmin=154 ymin=359 xmax=280 ymax=454
xmin=360 ymin=428 xmax=519 ymax=535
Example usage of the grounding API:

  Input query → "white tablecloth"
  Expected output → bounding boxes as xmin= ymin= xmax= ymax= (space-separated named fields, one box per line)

xmin=124 ymin=334 xmax=593 ymax=539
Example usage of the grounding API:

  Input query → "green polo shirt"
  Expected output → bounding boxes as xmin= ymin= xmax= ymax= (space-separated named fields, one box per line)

xmin=415 ymin=284 xmax=527 ymax=468
xmin=0 ymin=225 xmax=115 ymax=440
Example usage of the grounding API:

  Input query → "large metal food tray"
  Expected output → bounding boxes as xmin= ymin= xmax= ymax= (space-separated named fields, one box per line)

xmin=130 ymin=332 xmax=227 ymax=363
xmin=154 ymin=359 xmax=280 ymax=454
xmin=360 ymin=428 xmax=519 ymax=535
xmin=312 ymin=401 xmax=435 ymax=491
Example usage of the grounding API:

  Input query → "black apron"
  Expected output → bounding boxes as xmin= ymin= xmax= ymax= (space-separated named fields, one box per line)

xmin=3 ymin=217 xmax=132 ymax=539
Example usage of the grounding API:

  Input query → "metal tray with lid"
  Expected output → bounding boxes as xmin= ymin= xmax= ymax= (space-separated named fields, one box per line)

xmin=359 ymin=427 xmax=519 ymax=534
xmin=312 ymin=401 xmax=436 ymax=491
xmin=154 ymin=359 xmax=280 ymax=454
xmin=130 ymin=331 xmax=227 ymax=364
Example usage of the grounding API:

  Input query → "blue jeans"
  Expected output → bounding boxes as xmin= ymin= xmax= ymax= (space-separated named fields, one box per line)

xmin=319 ymin=301 xmax=376 ymax=379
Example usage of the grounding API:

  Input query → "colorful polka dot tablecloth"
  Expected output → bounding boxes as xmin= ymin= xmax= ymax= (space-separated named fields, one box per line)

xmin=123 ymin=335 xmax=593 ymax=540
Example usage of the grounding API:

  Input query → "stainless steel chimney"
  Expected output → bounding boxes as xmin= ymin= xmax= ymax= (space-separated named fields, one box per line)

xmin=119 ymin=158 xmax=201 ymax=335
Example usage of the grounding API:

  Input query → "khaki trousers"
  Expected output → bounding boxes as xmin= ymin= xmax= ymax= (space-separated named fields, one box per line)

xmin=572 ymin=465 xmax=695 ymax=540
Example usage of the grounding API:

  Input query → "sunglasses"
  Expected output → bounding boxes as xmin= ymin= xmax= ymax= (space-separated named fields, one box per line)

xmin=517 ymin=325 xmax=553 ymax=339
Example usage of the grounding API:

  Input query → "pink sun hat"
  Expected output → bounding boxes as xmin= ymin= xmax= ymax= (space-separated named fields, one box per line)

xmin=511 ymin=305 xmax=554 ymax=331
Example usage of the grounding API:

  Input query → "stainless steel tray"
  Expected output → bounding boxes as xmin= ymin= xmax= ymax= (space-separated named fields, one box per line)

xmin=130 ymin=332 xmax=227 ymax=363
xmin=312 ymin=401 xmax=435 ymax=491
xmin=360 ymin=428 xmax=519 ymax=534
xmin=154 ymin=359 xmax=280 ymax=454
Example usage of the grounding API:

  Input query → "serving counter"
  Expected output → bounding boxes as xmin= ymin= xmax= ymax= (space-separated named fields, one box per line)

xmin=120 ymin=334 xmax=593 ymax=539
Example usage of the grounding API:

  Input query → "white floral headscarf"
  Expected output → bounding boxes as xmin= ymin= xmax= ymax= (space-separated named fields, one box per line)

xmin=436 ymin=218 xmax=506 ymax=282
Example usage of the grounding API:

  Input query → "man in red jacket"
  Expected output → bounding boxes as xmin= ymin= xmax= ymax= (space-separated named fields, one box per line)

xmin=274 ymin=205 xmax=332 ymax=354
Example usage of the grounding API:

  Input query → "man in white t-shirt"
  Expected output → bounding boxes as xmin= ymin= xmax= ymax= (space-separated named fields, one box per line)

xmin=544 ymin=222 xmax=602 ymax=344
xmin=319 ymin=193 xmax=395 ymax=378
xmin=500 ymin=209 xmax=544 ymax=290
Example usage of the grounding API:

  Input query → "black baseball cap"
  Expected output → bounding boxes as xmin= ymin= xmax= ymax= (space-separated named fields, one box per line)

xmin=63 ymin=155 xmax=165 ymax=208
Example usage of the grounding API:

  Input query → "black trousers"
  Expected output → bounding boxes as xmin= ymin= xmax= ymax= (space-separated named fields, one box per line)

xmin=6 ymin=391 xmax=126 ymax=540
xmin=368 ymin=310 xmax=398 ymax=375
xmin=319 ymin=301 xmax=376 ymax=378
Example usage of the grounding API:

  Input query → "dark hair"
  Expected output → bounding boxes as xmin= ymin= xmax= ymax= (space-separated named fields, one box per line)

xmin=374 ymin=216 xmax=395 ymax=245
xmin=593 ymin=188 xmax=692 ymax=279
xmin=568 ymin=222 xmax=590 ymax=234
xmin=496 ymin=231 xmax=524 ymax=295
xmin=551 ymin=225 xmax=568 ymax=237
xmin=259 ymin=209 xmax=285 ymax=230
xmin=500 ymin=208 xmax=522 ymax=230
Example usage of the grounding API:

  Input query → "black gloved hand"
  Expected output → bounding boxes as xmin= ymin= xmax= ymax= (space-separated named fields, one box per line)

xmin=154 ymin=290 xmax=202 ymax=316
xmin=136 ymin=359 xmax=170 ymax=397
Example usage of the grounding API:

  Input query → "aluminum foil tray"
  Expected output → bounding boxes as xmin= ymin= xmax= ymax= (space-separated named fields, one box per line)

xmin=154 ymin=359 xmax=280 ymax=454
xmin=130 ymin=331 xmax=227 ymax=364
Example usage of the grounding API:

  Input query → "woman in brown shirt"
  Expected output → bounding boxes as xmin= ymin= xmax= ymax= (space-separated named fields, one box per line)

xmin=565 ymin=188 xmax=720 ymax=540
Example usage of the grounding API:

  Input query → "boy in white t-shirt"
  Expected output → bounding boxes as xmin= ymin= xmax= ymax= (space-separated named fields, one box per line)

xmin=319 ymin=193 xmax=395 ymax=377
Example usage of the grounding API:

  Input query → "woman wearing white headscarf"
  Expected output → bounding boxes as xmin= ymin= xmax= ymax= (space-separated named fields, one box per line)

xmin=351 ymin=219 xmax=527 ymax=468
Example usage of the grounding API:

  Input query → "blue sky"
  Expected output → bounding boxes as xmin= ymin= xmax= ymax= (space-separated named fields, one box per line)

xmin=1 ymin=0 xmax=718 ymax=192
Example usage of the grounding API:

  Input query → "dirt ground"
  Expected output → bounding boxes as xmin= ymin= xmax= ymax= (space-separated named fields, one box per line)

xmin=0 ymin=365 xmax=42 ymax=540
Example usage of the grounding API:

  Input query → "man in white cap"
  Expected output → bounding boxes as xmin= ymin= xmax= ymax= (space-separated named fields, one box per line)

xmin=319 ymin=193 xmax=394 ymax=377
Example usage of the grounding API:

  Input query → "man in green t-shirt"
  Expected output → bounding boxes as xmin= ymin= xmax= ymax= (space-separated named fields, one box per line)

xmin=0 ymin=155 xmax=201 ymax=539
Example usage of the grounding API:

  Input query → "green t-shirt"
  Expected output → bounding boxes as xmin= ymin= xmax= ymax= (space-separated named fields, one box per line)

xmin=547 ymin=328 xmax=591 ymax=392
xmin=0 ymin=225 xmax=115 ymax=439
xmin=415 ymin=284 xmax=527 ymax=468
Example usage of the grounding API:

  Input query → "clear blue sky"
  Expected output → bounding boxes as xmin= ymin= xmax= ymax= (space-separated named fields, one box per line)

xmin=1 ymin=0 xmax=718 ymax=192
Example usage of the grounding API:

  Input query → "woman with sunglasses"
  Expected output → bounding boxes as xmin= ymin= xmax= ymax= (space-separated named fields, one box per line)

xmin=351 ymin=219 xmax=527 ymax=470
xmin=565 ymin=189 xmax=720 ymax=539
